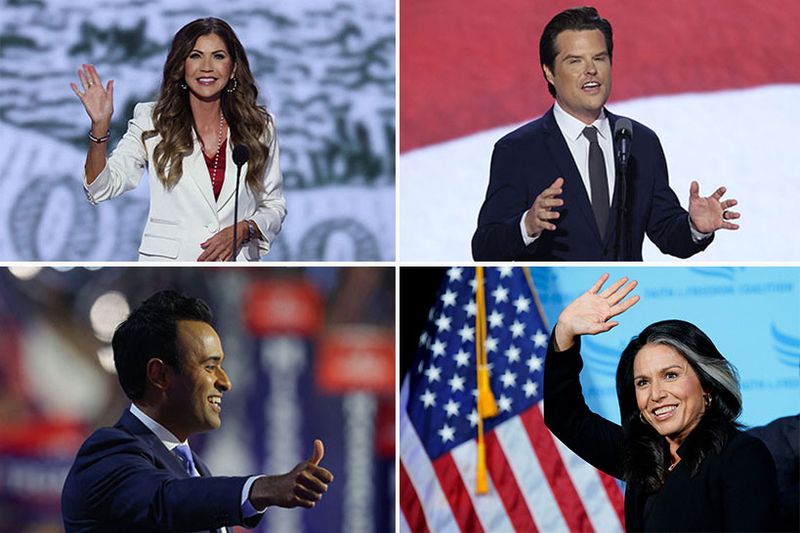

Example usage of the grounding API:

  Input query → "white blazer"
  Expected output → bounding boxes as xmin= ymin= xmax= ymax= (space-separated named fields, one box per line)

xmin=84 ymin=102 xmax=286 ymax=261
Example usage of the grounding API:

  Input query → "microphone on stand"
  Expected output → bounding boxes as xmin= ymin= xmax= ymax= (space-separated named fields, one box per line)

xmin=231 ymin=144 xmax=250 ymax=262
xmin=613 ymin=118 xmax=633 ymax=261
xmin=614 ymin=118 xmax=633 ymax=175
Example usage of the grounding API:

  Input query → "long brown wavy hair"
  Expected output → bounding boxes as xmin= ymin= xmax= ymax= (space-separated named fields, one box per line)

xmin=142 ymin=17 xmax=272 ymax=192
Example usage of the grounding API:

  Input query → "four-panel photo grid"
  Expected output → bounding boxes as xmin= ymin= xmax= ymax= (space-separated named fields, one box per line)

xmin=1 ymin=1 xmax=798 ymax=532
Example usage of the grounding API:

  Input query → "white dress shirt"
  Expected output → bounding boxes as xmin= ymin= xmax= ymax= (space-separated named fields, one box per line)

xmin=129 ymin=404 xmax=266 ymax=530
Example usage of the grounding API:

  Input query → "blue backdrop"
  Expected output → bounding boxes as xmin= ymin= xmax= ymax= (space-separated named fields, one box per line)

xmin=530 ymin=267 xmax=800 ymax=428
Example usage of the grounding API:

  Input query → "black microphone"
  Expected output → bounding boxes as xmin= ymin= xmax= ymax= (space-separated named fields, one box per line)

xmin=614 ymin=118 xmax=633 ymax=171
xmin=233 ymin=144 xmax=250 ymax=168
xmin=613 ymin=118 xmax=633 ymax=261
xmin=231 ymin=145 xmax=250 ymax=262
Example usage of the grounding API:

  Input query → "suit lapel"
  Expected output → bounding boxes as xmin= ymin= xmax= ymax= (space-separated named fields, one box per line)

xmin=193 ymin=452 xmax=212 ymax=477
xmin=541 ymin=107 xmax=602 ymax=241
xmin=116 ymin=410 xmax=190 ymax=479
xmin=216 ymin=132 xmax=239 ymax=214
xmin=185 ymin=129 xmax=219 ymax=213
xmin=116 ymin=411 xmax=228 ymax=533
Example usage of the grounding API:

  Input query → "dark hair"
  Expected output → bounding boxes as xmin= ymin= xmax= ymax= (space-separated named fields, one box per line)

xmin=142 ymin=17 xmax=272 ymax=193
xmin=615 ymin=320 xmax=742 ymax=491
xmin=539 ymin=6 xmax=613 ymax=97
xmin=112 ymin=290 xmax=213 ymax=400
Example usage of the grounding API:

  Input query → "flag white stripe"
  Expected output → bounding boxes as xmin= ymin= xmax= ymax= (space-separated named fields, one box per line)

xmin=400 ymin=379 xmax=460 ymax=533
xmin=544 ymin=403 xmax=624 ymax=532
xmin=494 ymin=414 xmax=570 ymax=532
xmin=449 ymin=439 xmax=515 ymax=532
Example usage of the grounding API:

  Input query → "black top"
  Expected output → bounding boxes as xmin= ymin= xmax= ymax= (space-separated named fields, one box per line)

xmin=543 ymin=336 xmax=780 ymax=531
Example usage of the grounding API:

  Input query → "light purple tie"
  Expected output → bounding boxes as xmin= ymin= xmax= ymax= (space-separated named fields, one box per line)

xmin=172 ymin=444 xmax=198 ymax=477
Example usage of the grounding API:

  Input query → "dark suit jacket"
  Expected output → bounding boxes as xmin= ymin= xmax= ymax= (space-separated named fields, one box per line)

xmin=62 ymin=409 xmax=262 ymax=533
xmin=472 ymin=106 xmax=713 ymax=261
xmin=543 ymin=336 xmax=780 ymax=531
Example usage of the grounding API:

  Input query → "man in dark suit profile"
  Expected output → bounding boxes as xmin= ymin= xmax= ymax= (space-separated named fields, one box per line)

xmin=61 ymin=290 xmax=333 ymax=532
xmin=472 ymin=6 xmax=741 ymax=261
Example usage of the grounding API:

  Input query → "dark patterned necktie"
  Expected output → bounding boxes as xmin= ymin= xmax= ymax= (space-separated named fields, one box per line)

xmin=583 ymin=126 xmax=610 ymax=236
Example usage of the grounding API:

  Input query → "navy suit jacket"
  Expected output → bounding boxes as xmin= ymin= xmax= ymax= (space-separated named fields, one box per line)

xmin=62 ymin=410 xmax=261 ymax=533
xmin=472 ymin=106 xmax=713 ymax=261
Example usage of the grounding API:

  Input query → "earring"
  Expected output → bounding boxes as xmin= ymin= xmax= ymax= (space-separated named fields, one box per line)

xmin=639 ymin=411 xmax=647 ymax=424
xmin=704 ymin=394 xmax=712 ymax=408
xmin=180 ymin=82 xmax=188 ymax=90
xmin=226 ymin=76 xmax=238 ymax=93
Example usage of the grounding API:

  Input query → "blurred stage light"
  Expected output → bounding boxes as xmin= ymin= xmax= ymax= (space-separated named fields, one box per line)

xmin=90 ymin=291 xmax=130 ymax=343
xmin=8 ymin=266 xmax=41 ymax=280
xmin=97 ymin=345 xmax=116 ymax=374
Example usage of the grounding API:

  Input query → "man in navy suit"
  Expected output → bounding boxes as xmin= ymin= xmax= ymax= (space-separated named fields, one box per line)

xmin=472 ymin=7 xmax=741 ymax=261
xmin=62 ymin=290 xmax=333 ymax=532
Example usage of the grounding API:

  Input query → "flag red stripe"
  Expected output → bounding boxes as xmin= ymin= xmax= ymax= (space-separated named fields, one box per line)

xmin=400 ymin=0 xmax=800 ymax=152
xmin=599 ymin=471 xmax=626 ymax=528
xmin=432 ymin=452 xmax=485 ymax=533
xmin=399 ymin=460 xmax=431 ymax=533
xmin=484 ymin=430 xmax=539 ymax=532
xmin=520 ymin=406 xmax=595 ymax=533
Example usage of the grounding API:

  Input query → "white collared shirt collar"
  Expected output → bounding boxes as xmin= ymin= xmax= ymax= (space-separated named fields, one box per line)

xmin=552 ymin=100 xmax=609 ymax=142
xmin=129 ymin=403 xmax=187 ymax=452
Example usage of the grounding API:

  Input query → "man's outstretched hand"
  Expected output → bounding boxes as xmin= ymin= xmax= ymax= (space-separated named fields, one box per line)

xmin=688 ymin=181 xmax=740 ymax=234
xmin=250 ymin=439 xmax=333 ymax=509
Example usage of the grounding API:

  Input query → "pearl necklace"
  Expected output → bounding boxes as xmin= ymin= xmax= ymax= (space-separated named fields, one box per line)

xmin=204 ymin=110 xmax=225 ymax=190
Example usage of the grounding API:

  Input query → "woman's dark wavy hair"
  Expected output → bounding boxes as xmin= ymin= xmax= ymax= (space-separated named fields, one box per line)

xmin=142 ymin=17 xmax=272 ymax=193
xmin=615 ymin=320 xmax=742 ymax=492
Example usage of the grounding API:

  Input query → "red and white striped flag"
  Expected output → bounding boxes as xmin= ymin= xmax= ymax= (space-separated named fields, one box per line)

xmin=399 ymin=0 xmax=800 ymax=261
xmin=399 ymin=267 xmax=624 ymax=532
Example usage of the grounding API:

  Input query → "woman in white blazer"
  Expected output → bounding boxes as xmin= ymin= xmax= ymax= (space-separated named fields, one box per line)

xmin=71 ymin=18 xmax=286 ymax=261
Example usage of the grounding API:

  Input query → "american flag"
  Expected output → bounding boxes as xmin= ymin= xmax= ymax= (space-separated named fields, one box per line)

xmin=399 ymin=267 xmax=624 ymax=532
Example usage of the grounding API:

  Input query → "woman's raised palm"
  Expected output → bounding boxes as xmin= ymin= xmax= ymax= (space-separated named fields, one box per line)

xmin=554 ymin=273 xmax=640 ymax=350
xmin=70 ymin=64 xmax=114 ymax=126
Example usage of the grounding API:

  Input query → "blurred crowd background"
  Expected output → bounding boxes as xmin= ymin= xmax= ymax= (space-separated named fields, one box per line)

xmin=0 ymin=266 xmax=395 ymax=532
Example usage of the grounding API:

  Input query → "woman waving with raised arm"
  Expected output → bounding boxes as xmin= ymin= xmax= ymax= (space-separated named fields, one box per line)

xmin=544 ymin=274 xmax=779 ymax=531
xmin=71 ymin=17 xmax=285 ymax=262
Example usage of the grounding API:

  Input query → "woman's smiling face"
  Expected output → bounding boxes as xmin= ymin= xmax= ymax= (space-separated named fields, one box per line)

xmin=634 ymin=343 xmax=707 ymax=448
xmin=183 ymin=33 xmax=234 ymax=101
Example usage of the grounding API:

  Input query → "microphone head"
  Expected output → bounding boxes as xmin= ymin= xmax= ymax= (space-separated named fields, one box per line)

xmin=614 ymin=118 xmax=633 ymax=140
xmin=233 ymin=144 xmax=250 ymax=166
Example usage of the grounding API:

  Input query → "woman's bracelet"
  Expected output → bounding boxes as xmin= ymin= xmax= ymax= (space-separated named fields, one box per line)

xmin=244 ymin=220 xmax=256 ymax=243
xmin=88 ymin=130 xmax=111 ymax=143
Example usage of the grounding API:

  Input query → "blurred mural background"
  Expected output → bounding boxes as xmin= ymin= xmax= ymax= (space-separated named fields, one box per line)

xmin=0 ymin=266 xmax=395 ymax=532
xmin=0 ymin=0 xmax=395 ymax=261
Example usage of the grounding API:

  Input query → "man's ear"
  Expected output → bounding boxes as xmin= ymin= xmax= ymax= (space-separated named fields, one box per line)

xmin=543 ymin=64 xmax=555 ymax=86
xmin=146 ymin=358 xmax=173 ymax=391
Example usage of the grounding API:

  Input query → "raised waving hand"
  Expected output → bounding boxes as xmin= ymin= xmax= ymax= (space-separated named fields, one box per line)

xmin=553 ymin=273 xmax=640 ymax=351
xmin=70 ymin=64 xmax=114 ymax=132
